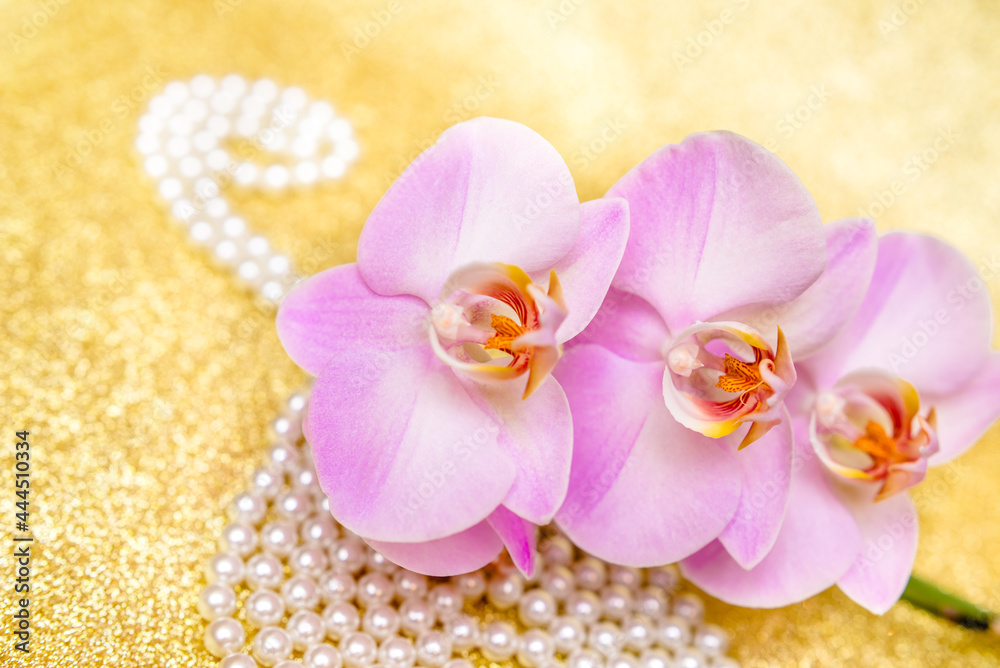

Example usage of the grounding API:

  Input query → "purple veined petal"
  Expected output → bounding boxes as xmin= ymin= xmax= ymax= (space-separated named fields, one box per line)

xmin=461 ymin=375 xmax=573 ymax=526
xmin=804 ymin=232 xmax=993 ymax=394
xmin=276 ymin=263 xmax=430 ymax=376
xmin=681 ymin=420 xmax=861 ymax=608
xmin=309 ymin=343 xmax=517 ymax=543
xmin=567 ymin=287 xmax=671 ymax=363
xmin=553 ymin=345 xmax=742 ymax=566
xmin=725 ymin=218 xmax=878 ymax=361
xmin=607 ymin=131 xmax=826 ymax=333
xmin=836 ymin=489 xmax=918 ymax=614
xmin=542 ymin=196 xmax=630 ymax=343
xmin=358 ymin=118 xmax=581 ymax=303
xmin=926 ymin=352 xmax=1000 ymax=464
xmin=366 ymin=521 xmax=504 ymax=577
xmin=717 ymin=409 xmax=794 ymax=569
xmin=487 ymin=505 xmax=538 ymax=577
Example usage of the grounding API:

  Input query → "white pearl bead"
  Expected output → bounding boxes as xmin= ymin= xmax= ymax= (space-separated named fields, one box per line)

xmin=622 ymin=615 xmax=654 ymax=653
xmin=206 ymin=147 xmax=230 ymax=171
xmin=518 ymin=629 xmax=556 ymax=668
xmin=339 ymin=632 xmax=378 ymax=668
xmin=206 ymin=552 xmax=244 ymax=586
xmin=600 ymin=585 xmax=633 ymax=621
xmin=320 ymin=155 xmax=347 ymax=179
xmin=215 ymin=239 xmax=241 ymax=266
xmin=261 ymin=521 xmax=298 ymax=558
xmin=193 ymin=130 xmax=218 ymax=153
xmin=267 ymin=441 xmax=300 ymax=470
xmin=609 ymin=653 xmax=639 ymax=668
xmin=246 ymin=589 xmax=285 ymax=628
xmin=357 ymin=572 xmax=395 ymax=608
xmin=692 ymin=623 xmax=730 ymax=658
xmin=398 ymin=598 xmax=435 ymax=637
xmin=519 ymin=589 xmax=557 ymax=627
xmin=378 ymin=636 xmax=415 ymax=668
xmin=328 ymin=118 xmax=353 ymax=142
xmin=198 ymin=583 xmax=237 ymax=621
xmin=159 ymin=177 xmax=184 ymax=201
xmin=204 ymin=617 xmax=246 ymax=658
xmin=671 ymin=593 xmax=704 ymax=625
xmin=540 ymin=565 xmax=574 ymax=600
xmin=287 ymin=610 xmax=326 ymax=651
xmin=549 ymin=616 xmax=586 ymax=654
xmin=190 ymin=74 xmax=217 ymax=98
xmin=220 ymin=522 xmax=258 ymax=557
xmin=207 ymin=114 xmax=233 ymax=137
xmin=646 ymin=566 xmax=679 ymax=593
xmin=334 ymin=138 xmax=360 ymax=162
xmin=252 ymin=78 xmax=279 ymax=102
xmin=149 ymin=94 xmax=173 ymax=117
xmin=275 ymin=661 xmax=305 ymax=668
xmin=220 ymin=74 xmax=247 ymax=96
xmin=164 ymin=80 xmax=190 ymax=104
xmin=135 ymin=133 xmax=160 ymax=155
xmin=656 ymin=615 xmax=691 ymax=651
xmin=634 ymin=588 xmax=668 ymax=618
xmin=292 ymin=467 xmax=318 ymax=491
xmin=264 ymin=164 xmax=291 ymax=189
xmin=366 ymin=550 xmax=397 ymax=573
xmin=609 ymin=566 xmax=642 ymax=591
xmin=281 ymin=86 xmax=309 ymax=110
xmin=254 ymin=626 xmax=294 ymax=666
xmin=481 ymin=620 xmax=518 ymax=662
xmin=183 ymin=98 xmax=209 ymax=123
xmin=245 ymin=553 xmax=284 ymax=591
xmin=443 ymin=613 xmax=479 ymax=651
xmin=282 ymin=575 xmax=321 ymax=611
xmin=252 ymin=467 xmax=283 ymax=499
xmin=290 ymin=545 xmax=329 ymax=579
xmin=539 ymin=535 xmax=574 ymax=566
xmin=588 ymin=621 xmax=624 ymax=658
xmin=573 ymin=558 xmax=607 ymax=591
xmin=362 ymin=604 xmax=400 ymax=641
xmin=189 ymin=220 xmax=217 ymax=245
xmin=219 ymin=653 xmax=257 ymax=668
xmin=450 ymin=572 xmax=485 ymax=600
xmin=234 ymin=162 xmax=259 ymax=185
xmin=303 ymin=643 xmax=344 ymax=668
xmin=565 ymin=591 xmax=601 ymax=624
xmin=288 ymin=393 xmax=308 ymax=413
xmin=392 ymin=571 xmax=427 ymax=599
xmin=323 ymin=602 xmax=361 ymax=641
xmin=138 ymin=113 xmax=164 ymax=134
xmin=487 ymin=571 xmax=523 ymax=610
xmin=276 ymin=490 xmax=313 ymax=522
xmin=329 ymin=538 xmax=367 ymax=574
xmin=673 ymin=647 xmax=708 ymax=668
xmin=428 ymin=583 xmax=463 ymax=619
xmin=319 ymin=570 xmax=358 ymax=605
xmin=442 ymin=660 xmax=474 ymax=668
xmin=414 ymin=630 xmax=453 ymax=668
xmin=230 ymin=491 xmax=267 ymax=525
xmin=567 ymin=648 xmax=605 ymax=668
xmin=638 ymin=649 xmax=671 ymax=668
xmin=144 ymin=155 xmax=169 ymax=179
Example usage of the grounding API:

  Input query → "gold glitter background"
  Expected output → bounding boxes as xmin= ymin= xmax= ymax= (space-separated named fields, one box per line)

xmin=2 ymin=0 xmax=1000 ymax=666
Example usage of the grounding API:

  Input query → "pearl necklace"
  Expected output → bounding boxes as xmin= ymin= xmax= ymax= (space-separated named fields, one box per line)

xmin=139 ymin=75 xmax=741 ymax=668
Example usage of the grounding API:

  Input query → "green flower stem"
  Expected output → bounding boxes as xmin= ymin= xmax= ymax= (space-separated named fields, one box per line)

xmin=902 ymin=575 xmax=997 ymax=633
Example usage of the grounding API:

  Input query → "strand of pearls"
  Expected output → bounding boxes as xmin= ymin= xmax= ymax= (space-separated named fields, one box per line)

xmin=200 ymin=389 xmax=741 ymax=668
xmin=138 ymin=74 xmax=359 ymax=303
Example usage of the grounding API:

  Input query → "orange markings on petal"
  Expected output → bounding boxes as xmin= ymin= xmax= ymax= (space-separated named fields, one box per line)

xmin=715 ymin=348 xmax=765 ymax=394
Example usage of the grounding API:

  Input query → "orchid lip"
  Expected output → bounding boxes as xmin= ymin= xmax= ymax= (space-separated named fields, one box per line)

xmin=661 ymin=321 xmax=796 ymax=448
xmin=809 ymin=369 xmax=940 ymax=501
xmin=428 ymin=262 xmax=567 ymax=399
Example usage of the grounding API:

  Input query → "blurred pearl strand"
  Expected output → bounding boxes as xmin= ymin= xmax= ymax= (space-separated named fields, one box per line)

xmin=139 ymin=74 xmax=359 ymax=303
xmin=140 ymin=76 xmax=741 ymax=668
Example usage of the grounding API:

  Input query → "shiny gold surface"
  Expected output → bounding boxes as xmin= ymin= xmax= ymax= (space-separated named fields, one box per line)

xmin=2 ymin=0 xmax=1000 ymax=666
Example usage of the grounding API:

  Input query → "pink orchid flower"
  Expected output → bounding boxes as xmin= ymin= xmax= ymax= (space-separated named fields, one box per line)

xmin=276 ymin=118 xmax=629 ymax=577
xmin=682 ymin=232 xmax=1000 ymax=613
xmin=554 ymin=132 xmax=877 ymax=569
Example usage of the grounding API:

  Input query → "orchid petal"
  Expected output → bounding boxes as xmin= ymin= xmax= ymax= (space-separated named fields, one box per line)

xmin=544 ymin=197 xmax=630 ymax=343
xmin=568 ymin=288 xmax=670 ymax=362
xmin=836 ymin=490 xmax=918 ymax=614
xmin=681 ymin=421 xmax=861 ymax=607
xmin=277 ymin=264 xmax=429 ymax=375
xmin=366 ymin=521 xmax=503 ymax=576
xmin=607 ymin=131 xmax=825 ymax=332
xmin=487 ymin=505 xmax=538 ymax=577
xmin=461 ymin=376 xmax=573 ymax=526
xmin=805 ymin=232 xmax=993 ymax=393
xmin=554 ymin=345 xmax=741 ymax=566
xmin=718 ymin=410 xmax=794 ymax=569
xmin=927 ymin=352 xmax=1000 ymax=464
xmin=731 ymin=218 xmax=878 ymax=360
xmin=358 ymin=118 xmax=580 ymax=303
xmin=309 ymin=344 xmax=517 ymax=542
